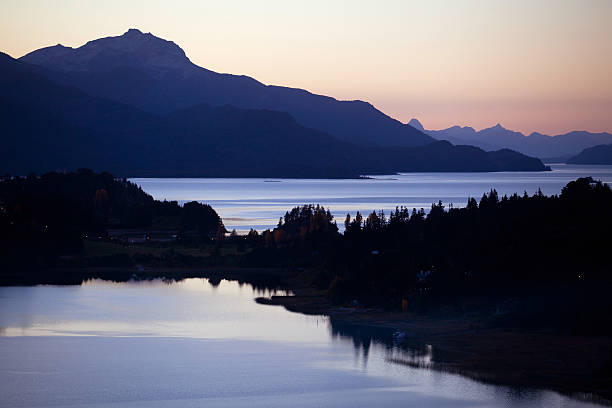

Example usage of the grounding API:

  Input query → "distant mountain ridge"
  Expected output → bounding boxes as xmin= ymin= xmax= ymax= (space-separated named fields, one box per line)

xmin=0 ymin=52 xmax=548 ymax=177
xmin=20 ymin=28 xmax=433 ymax=148
xmin=411 ymin=118 xmax=612 ymax=159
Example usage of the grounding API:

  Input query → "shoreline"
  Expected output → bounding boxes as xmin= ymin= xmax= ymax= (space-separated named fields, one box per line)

xmin=0 ymin=266 xmax=291 ymax=287
xmin=261 ymin=281 xmax=612 ymax=406
xmin=2 ymin=266 xmax=611 ymax=405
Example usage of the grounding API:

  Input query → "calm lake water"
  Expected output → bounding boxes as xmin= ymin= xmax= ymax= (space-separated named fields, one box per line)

xmin=0 ymin=279 xmax=602 ymax=407
xmin=132 ymin=164 xmax=612 ymax=233
xmin=2 ymin=166 xmax=609 ymax=407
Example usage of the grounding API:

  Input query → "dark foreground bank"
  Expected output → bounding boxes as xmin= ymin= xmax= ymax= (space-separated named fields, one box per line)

xmin=261 ymin=278 xmax=612 ymax=405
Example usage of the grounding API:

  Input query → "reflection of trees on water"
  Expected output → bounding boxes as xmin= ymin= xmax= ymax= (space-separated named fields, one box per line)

xmin=83 ymin=276 xmax=292 ymax=297
xmin=235 ymin=276 xmax=291 ymax=296
xmin=329 ymin=322 xmax=390 ymax=361
xmin=204 ymin=277 xmax=292 ymax=297
xmin=329 ymin=321 xmax=433 ymax=368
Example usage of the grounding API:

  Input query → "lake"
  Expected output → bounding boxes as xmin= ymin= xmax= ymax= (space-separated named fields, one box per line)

xmin=0 ymin=278 xmax=602 ymax=407
xmin=132 ymin=164 xmax=612 ymax=233
xmin=2 ymin=165 xmax=610 ymax=407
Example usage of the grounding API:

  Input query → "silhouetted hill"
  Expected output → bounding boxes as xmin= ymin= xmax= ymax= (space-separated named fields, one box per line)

xmin=0 ymin=52 xmax=359 ymax=177
xmin=20 ymin=29 xmax=433 ymax=148
xmin=414 ymin=119 xmax=612 ymax=158
xmin=377 ymin=141 xmax=547 ymax=172
xmin=0 ymin=169 xmax=224 ymax=276
xmin=567 ymin=144 xmax=612 ymax=164
xmin=0 ymin=53 xmax=548 ymax=177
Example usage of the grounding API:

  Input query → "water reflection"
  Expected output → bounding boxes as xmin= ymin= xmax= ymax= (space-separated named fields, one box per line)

xmin=0 ymin=279 xmax=604 ymax=408
xmin=0 ymin=278 xmax=310 ymax=340
xmin=132 ymin=164 xmax=612 ymax=233
xmin=330 ymin=321 xmax=434 ymax=369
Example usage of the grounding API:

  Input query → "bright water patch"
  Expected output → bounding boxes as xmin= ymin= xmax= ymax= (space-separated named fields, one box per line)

xmin=131 ymin=164 xmax=612 ymax=232
xmin=0 ymin=279 xmax=602 ymax=407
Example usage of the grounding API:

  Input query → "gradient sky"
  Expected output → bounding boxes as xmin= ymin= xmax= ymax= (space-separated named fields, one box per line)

xmin=1 ymin=0 xmax=611 ymax=135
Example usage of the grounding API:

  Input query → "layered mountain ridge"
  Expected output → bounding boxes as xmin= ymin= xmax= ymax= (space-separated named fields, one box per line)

xmin=20 ymin=29 xmax=433 ymax=148
xmin=412 ymin=118 xmax=612 ymax=159
xmin=0 ymin=29 xmax=549 ymax=177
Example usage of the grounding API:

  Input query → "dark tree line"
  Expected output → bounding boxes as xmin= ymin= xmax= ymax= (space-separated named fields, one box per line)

xmin=245 ymin=178 xmax=612 ymax=317
xmin=0 ymin=169 xmax=223 ymax=271
xmin=239 ymin=204 xmax=340 ymax=268
xmin=330 ymin=177 xmax=611 ymax=302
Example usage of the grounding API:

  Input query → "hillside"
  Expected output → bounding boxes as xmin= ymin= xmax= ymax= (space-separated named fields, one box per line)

xmin=20 ymin=29 xmax=433 ymax=148
xmin=0 ymin=53 xmax=548 ymax=177
xmin=567 ymin=144 xmax=612 ymax=164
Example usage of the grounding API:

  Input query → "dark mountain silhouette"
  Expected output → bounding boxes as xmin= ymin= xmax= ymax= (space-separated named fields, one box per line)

xmin=567 ymin=144 xmax=612 ymax=165
xmin=0 ymin=52 xmax=547 ymax=177
xmin=19 ymin=28 xmax=433 ymax=148
xmin=413 ymin=118 xmax=612 ymax=159
xmin=0 ymin=51 xmax=359 ymax=177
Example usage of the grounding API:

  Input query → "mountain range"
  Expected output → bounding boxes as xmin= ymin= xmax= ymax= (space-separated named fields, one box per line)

xmin=409 ymin=119 xmax=612 ymax=160
xmin=20 ymin=28 xmax=433 ymax=148
xmin=1 ymin=29 xmax=548 ymax=177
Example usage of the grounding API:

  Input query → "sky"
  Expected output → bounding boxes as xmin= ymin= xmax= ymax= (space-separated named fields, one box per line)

xmin=1 ymin=0 xmax=611 ymax=135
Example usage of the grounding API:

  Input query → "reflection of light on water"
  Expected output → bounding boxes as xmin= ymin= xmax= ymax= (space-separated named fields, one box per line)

xmin=133 ymin=165 xmax=612 ymax=233
xmin=0 ymin=279 xmax=605 ymax=407
xmin=328 ymin=322 xmax=434 ymax=372
xmin=0 ymin=279 xmax=318 ymax=342
xmin=81 ymin=277 xmax=292 ymax=296
xmin=386 ymin=344 xmax=433 ymax=368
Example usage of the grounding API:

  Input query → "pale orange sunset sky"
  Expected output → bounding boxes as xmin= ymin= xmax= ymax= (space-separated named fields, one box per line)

xmin=1 ymin=0 xmax=610 ymax=135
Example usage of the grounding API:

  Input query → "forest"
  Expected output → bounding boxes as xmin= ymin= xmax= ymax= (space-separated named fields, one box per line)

xmin=0 ymin=169 xmax=223 ymax=274
xmin=247 ymin=178 xmax=612 ymax=335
